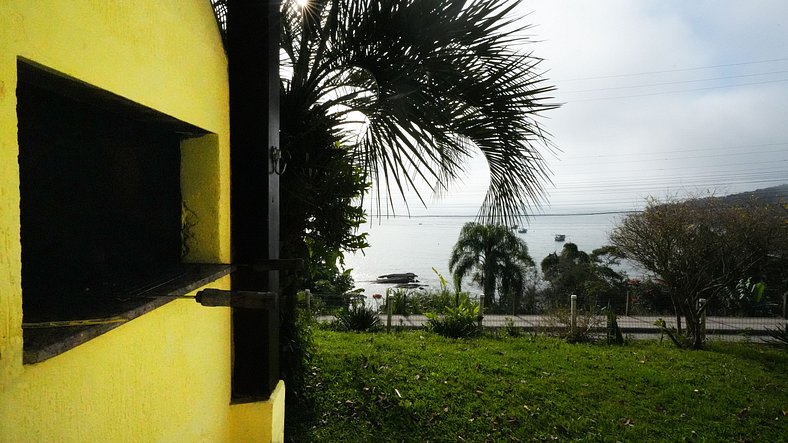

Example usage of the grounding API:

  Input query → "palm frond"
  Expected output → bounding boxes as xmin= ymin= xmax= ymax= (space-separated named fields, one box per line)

xmin=282 ymin=0 xmax=558 ymax=224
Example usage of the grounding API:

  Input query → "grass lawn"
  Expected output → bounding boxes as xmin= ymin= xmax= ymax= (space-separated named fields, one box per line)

xmin=289 ymin=330 xmax=787 ymax=442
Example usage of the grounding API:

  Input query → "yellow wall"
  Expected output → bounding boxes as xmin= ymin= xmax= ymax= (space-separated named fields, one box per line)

xmin=0 ymin=1 xmax=283 ymax=441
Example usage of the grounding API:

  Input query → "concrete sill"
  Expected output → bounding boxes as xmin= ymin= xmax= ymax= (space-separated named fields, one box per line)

xmin=23 ymin=264 xmax=233 ymax=364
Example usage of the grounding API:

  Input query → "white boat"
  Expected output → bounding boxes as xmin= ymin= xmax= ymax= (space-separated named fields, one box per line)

xmin=554 ymin=234 xmax=566 ymax=241
xmin=518 ymin=228 xmax=528 ymax=233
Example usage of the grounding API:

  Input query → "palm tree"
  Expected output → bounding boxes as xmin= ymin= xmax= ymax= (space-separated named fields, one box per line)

xmin=278 ymin=0 xmax=557 ymax=264
xmin=449 ymin=223 xmax=534 ymax=307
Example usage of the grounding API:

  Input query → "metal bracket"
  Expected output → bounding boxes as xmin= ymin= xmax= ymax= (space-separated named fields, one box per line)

xmin=196 ymin=289 xmax=278 ymax=309
xmin=250 ymin=259 xmax=304 ymax=272
xmin=270 ymin=145 xmax=288 ymax=175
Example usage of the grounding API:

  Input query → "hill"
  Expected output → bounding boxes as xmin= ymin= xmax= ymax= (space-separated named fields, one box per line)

xmin=717 ymin=183 xmax=787 ymax=206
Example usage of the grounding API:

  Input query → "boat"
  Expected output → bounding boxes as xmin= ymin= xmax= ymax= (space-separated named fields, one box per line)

xmin=554 ymin=234 xmax=566 ymax=241
xmin=375 ymin=272 xmax=418 ymax=284
xmin=517 ymin=228 xmax=528 ymax=233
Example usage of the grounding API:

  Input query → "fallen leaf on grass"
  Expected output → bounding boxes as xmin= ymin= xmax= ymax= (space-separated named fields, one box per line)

xmin=618 ymin=418 xmax=635 ymax=427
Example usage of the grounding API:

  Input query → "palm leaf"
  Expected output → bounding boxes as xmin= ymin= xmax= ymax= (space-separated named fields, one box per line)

xmin=281 ymin=0 xmax=558 ymax=224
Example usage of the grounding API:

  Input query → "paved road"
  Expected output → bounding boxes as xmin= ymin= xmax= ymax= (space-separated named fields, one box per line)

xmin=318 ymin=314 xmax=786 ymax=337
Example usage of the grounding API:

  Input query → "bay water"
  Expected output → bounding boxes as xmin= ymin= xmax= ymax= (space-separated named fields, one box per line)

xmin=345 ymin=213 xmax=634 ymax=296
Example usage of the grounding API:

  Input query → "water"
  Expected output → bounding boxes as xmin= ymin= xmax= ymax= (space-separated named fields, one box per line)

xmin=345 ymin=213 xmax=631 ymax=296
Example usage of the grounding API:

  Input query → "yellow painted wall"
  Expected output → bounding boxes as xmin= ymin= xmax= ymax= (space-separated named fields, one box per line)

xmin=0 ymin=1 xmax=283 ymax=441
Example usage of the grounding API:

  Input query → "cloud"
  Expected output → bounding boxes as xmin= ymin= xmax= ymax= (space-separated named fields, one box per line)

xmin=518 ymin=0 xmax=788 ymax=210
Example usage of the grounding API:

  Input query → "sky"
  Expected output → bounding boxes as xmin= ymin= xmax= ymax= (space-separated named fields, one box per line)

xmin=374 ymin=0 xmax=788 ymax=217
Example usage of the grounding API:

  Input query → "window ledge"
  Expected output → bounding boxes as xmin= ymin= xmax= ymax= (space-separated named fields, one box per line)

xmin=23 ymin=264 xmax=233 ymax=364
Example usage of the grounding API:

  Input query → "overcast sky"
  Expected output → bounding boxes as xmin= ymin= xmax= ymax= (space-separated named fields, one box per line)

xmin=381 ymin=0 xmax=788 ymax=217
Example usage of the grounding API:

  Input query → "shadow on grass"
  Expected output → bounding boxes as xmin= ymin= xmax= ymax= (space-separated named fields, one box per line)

xmin=706 ymin=341 xmax=788 ymax=374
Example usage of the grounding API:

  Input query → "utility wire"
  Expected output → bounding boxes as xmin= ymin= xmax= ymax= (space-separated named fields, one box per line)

xmin=555 ymin=142 xmax=788 ymax=160
xmin=562 ymin=70 xmax=788 ymax=94
xmin=557 ymin=57 xmax=788 ymax=82
xmin=568 ymin=78 xmax=788 ymax=103
xmin=551 ymin=149 xmax=787 ymax=167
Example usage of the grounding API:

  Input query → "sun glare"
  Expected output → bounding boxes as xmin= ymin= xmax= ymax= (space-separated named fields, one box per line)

xmin=295 ymin=0 xmax=309 ymax=7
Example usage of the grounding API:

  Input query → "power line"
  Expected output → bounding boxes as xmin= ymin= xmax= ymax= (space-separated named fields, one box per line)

xmin=402 ymin=210 xmax=643 ymax=218
xmin=568 ymin=78 xmax=788 ymax=103
xmin=562 ymin=70 xmax=788 ymax=94
xmin=551 ymin=149 xmax=787 ymax=167
xmin=557 ymin=57 xmax=788 ymax=82
xmin=553 ymin=142 xmax=788 ymax=160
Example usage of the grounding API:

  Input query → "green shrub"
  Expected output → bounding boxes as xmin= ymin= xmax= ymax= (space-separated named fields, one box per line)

xmin=765 ymin=323 xmax=788 ymax=349
xmin=605 ymin=307 xmax=624 ymax=345
xmin=503 ymin=316 xmax=521 ymax=337
xmin=336 ymin=301 xmax=381 ymax=332
xmin=281 ymin=304 xmax=316 ymax=438
xmin=543 ymin=307 xmax=603 ymax=343
xmin=425 ymin=300 xmax=480 ymax=338
xmin=387 ymin=288 xmax=417 ymax=315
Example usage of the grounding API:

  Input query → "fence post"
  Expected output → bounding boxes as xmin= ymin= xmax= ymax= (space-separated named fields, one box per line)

xmin=386 ymin=293 xmax=393 ymax=333
xmin=304 ymin=289 xmax=311 ymax=313
xmin=783 ymin=292 xmax=787 ymax=319
xmin=625 ymin=290 xmax=629 ymax=316
xmin=570 ymin=294 xmax=577 ymax=337
xmin=698 ymin=298 xmax=707 ymax=343
xmin=478 ymin=295 xmax=484 ymax=330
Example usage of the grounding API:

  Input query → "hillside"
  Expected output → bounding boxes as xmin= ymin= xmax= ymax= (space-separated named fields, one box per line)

xmin=717 ymin=183 xmax=787 ymax=206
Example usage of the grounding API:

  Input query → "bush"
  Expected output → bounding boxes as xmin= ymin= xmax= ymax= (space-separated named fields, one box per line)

xmin=425 ymin=300 xmax=480 ymax=338
xmin=542 ymin=307 xmax=603 ymax=343
xmin=765 ymin=323 xmax=788 ymax=349
xmin=387 ymin=288 xmax=417 ymax=315
xmin=606 ymin=308 xmax=624 ymax=345
xmin=281 ymin=303 xmax=316 ymax=438
xmin=503 ymin=316 xmax=521 ymax=337
xmin=336 ymin=301 xmax=381 ymax=332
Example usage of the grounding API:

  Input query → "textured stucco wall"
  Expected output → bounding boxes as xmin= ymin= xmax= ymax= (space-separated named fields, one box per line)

xmin=0 ymin=1 xmax=283 ymax=441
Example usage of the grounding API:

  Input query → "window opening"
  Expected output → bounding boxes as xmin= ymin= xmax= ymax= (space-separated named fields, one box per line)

xmin=16 ymin=61 xmax=222 ymax=362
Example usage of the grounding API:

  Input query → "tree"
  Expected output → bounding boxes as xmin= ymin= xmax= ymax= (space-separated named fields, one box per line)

xmin=540 ymin=243 xmax=626 ymax=310
xmin=610 ymin=197 xmax=787 ymax=348
xmin=278 ymin=0 xmax=557 ymax=280
xmin=449 ymin=223 xmax=535 ymax=308
xmin=265 ymin=0 xmax=557 ymax=414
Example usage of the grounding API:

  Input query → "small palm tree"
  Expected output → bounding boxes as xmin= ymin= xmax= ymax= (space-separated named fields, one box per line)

xmin=449 ymin=223 xmax=534 ymax=307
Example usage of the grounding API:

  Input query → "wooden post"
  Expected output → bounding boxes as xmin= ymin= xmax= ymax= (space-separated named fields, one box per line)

xmin=699 ymin=298 xmax=707 ymax=343
xmin=305 ymin=289 xmax=311 ymax=313
xmin=227 ymin=0 xmax=281 ymax=400
xmin=478 ymin=295 xmax=484 ymax=330
xmin=783 ymin=292 xmax=787 ymax=319
xmin=387 ymin=293 xmax=393 ymax=333
xmin=570 ymin=294 xmax=577 ymax=337
xmin=625 ymin=290 xmax=630 ymax=316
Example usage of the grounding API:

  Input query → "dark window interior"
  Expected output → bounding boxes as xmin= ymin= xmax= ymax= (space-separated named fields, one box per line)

xmin=18 ymin=73 xmax=182 ymax=322
xmin=16 ymin=61 xmax=228 ymax=362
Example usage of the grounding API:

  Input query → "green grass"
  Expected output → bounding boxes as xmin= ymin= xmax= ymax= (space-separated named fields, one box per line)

xmin=289 ymin=330 xmax=788 ymax=442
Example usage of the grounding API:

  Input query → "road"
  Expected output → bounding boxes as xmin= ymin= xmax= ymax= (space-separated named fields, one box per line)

xmin=318 ymin=313 xmax=786 ymax=339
